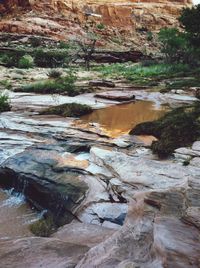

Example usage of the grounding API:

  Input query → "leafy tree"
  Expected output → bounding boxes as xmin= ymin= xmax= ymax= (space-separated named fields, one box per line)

xmin=158 ymin=5 xmax=200 ymax=66
xmin=179 ymin=4 xmax=200 ymax=47
xmin=158 ymin=28 xmax=188 ymax=63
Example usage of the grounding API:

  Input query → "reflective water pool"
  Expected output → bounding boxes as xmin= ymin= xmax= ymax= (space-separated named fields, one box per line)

xmin=80 ymin=100 xmax=167 ymax=138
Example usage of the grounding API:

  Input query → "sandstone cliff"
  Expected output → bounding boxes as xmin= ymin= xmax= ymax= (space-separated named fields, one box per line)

xmin=0 ymin=0 xmax=192 ymax=44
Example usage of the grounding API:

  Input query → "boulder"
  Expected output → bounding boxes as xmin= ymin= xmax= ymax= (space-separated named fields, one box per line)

xmin=89 ymin=80 xmax=115 ymax=88
xmin=192 ymin=141 xmax=200 ymax=151
xmin=0 ymin=145 xmax=89 ymax=225
xmin=95 ymin=91 xmax=135 ymax=102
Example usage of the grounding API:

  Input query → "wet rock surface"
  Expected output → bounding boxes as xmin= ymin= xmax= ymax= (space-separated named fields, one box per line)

xmin=0 ymin=146 xmax=89 ymax=225
xmin=0 ymin=237 xmax=89 ymax=268
xmin=0 ymin=82 xmax=200 ymax=267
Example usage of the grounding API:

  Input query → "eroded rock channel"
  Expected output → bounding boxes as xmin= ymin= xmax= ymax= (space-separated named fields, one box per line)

xmin=0 ymin=85 xmax=199 ymax=267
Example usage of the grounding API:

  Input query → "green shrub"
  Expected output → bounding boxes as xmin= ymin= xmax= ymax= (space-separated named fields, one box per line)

xmin=21 ymin=73 xmax=78 ymax=95
xmin=59 ymin=41 xmax=70 ymax=49
xmin=34 ymin=49 xmax=69 ymax=68
xmin=96 ymin=23 xmax=105 ymax=30
xmin=158 ymin=28 xmax=188 ymax=63
xmin=166 ymin=78 xmax=200 ymax=90
xmin=41 ymin=103 xmax=93 ymax=117
xmin=147 ymin=31 xmax=153 ymax=41
xmin=0 ymin=80 xmax=12 ymax=89
xmin=94 ymin=62 xmax=190 ymax=85
xmin=130 ymin=103 xmax=200 ymax=158
xmin=1 ymin=53 xmax=20 ymax=67
xmin=0 ymin=93 xmax=11 ymax=113
xmin=47 ymin=69 xmax=62 ymax=79
xmin=179 ymin=5 xmax=200 ymax=47
xmin=18 ymin=55 xmax=34 ymax=69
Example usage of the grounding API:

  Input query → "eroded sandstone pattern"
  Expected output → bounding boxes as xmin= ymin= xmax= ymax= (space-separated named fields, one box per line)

xmin=0 ymin=0 xmax=192 ymax=40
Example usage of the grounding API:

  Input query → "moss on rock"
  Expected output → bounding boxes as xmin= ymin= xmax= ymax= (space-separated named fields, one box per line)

xmin=41 ymin=103 xmax=93 ymax=117
xmin=29 ymin=215 xmax=56 ymax=237
xmin=130 ymin=102 xmax=200 ymax=158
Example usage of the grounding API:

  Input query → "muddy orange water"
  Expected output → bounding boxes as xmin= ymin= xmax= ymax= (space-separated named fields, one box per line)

xmin=80 ymin=100 xmax=167 ymax=138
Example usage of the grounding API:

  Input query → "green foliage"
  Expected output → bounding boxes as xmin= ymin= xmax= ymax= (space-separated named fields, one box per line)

xmin=96 ymin=23 xmax=105 ymax=30
xmin=158 ymin=5 xmax=200 ymax=66
xmin=41 ymin=103 xmax=93 ymax=117
xmin=0 ymin=51 xmax=24 ymax=67
xmin=158 ymin=28 xmax=188 ymax=63
xmin=0 ymin=93 xmax=11 ymax=113
xmin=130 ymin=103 xmax=200 ymax=158
xmin=18 ymin=54 xmax=34 ymax=69
xmin=47 ymin=69 xmax=62 ymax=79
xmin=33 ymin=49 xmax=69 ymax=68
xmin=19 ymin=71 xmax=94 ymax=96
xmin=147 ymin=31 xmax=153 ymax=41
xmin=166 ymin=77 xmax=200 ymax=90
xmin=179 ymin=5 xmax=200 ymax=47
xmin=59 ymin=41 xmax=71 ymax=49
xmin=29 ymin=215 xmax=56 ymax=237
xmin=21 ymin=73 xmax=77 ymax=95
xmin=0 ymin=80 xmax=12 ymax=89
xmin=94 ymin=63 xmax=190 ymax=85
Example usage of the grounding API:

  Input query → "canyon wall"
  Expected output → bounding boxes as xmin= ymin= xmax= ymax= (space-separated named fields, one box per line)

xmin=0 ymin=0 xmax=193 ymax=43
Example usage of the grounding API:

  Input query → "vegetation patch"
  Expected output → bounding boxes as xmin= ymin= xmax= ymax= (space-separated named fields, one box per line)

xmin=33 ymin=49 xmax=69 ymax=68
xmin=0 ymin=48 xmax=69 ymax=68
xmin=20 ymin=74 xmax=77 ymax=95
xmin=0 ymin=93 xmax=11 ymax=113
xmin=41 ymin=103 xmax=93 ymax=117
xmin=29 ymin=215 xmax=56 ymax=237
xmin=94 ymin=63 xmax=191 ymax=86
xmin=0 ymin=80 xmax=12 ymax=90
xmin=18 ymin=54 xmax=34 ymax=69
xmin=130 ymin=102 xmax=200 ymax=158
xmin=47 ymin=69 xmax=62 ymax=79
xmin=166 ymin=77 xmax=200 ymax=90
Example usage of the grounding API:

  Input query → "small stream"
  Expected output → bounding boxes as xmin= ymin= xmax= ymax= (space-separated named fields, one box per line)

xmin=0 ymin=189 xmax=39 ymax=239
xmin=80 ymin=100 xmax=167 ymax=138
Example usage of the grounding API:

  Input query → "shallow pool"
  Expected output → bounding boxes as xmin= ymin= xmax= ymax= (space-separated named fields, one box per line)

xmin=80 ymin=100 xmax=167 ymax=138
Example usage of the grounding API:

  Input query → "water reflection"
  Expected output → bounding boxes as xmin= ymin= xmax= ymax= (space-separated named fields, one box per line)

xmin=80 ymin=101 xmax=167 ymax=138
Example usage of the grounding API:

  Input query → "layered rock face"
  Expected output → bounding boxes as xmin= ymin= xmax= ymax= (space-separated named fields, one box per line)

xmin=0 ymin=0 xmax=192 ymax=41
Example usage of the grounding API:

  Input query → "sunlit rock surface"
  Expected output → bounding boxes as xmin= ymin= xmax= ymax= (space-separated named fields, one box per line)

xmin=0 ymin=82 xmax=199 ymax=267
xmin=0 ymin=0 xmax=192 ymax=42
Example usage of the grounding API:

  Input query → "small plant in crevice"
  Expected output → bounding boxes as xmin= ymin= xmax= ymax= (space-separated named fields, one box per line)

xmin=182 ymin=159 xmax=191 ymax=166
xmin=0 ymin=93 xmax=11 ymax=113
xmin=29 ymin=214 xmax=56 ymax=237
xmin=0 ymin=80 xmax=12 ymax=90
xmin=47 ymin=69 xmax=62 ymax=79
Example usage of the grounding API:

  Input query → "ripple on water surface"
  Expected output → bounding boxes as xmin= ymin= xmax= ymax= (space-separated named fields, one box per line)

xmin=80 ymin=100 xmax=167 ymax=138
